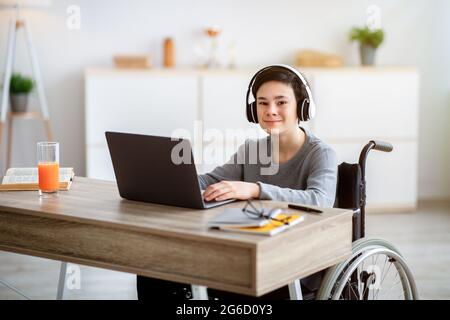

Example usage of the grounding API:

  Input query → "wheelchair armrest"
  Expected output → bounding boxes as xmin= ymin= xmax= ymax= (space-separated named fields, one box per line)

xmin=351 ymin=208 xmax=362 ymax=241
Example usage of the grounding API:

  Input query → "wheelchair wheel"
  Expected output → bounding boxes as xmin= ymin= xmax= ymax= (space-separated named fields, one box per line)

xmin=316 ymin=238 xmax=419 ymax=300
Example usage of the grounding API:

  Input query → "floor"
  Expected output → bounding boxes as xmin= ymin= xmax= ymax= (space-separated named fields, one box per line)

xmin=1 ymin=202 xmax=449 ymax=300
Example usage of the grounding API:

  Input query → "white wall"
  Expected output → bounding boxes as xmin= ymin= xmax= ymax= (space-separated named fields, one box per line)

xmin=0 ymin=0 xmax=449 ymax=200
xmin=418 ymin=0 xmax=450 ymax=199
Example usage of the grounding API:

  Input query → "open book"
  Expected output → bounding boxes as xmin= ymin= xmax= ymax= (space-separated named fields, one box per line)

xmin=207 ymin=208 xmax=278 ymax=228
xmin=208 ymin=206 xmax=306 ymax=236
xmin=0 ymin=167 xmax=75 ymax=191
xmin=217 ymin=214 xmax=305 ymax=236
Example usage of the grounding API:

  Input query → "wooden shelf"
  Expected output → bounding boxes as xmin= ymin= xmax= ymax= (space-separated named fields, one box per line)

xmin=7 ymin=111 xmax=42 ymax=120
xmin=84 ymin=66 xmax=419 ymax=78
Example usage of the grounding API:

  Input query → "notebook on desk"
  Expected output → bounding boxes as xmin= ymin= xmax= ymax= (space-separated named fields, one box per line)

xmin=208 ymin=208 xmax=272 ymax=228
xmin=218 ymin=214 xmax=305 ymax=236
xmin=208 ymin=206 xmax=305 ymax=236
xmin=105 ymin=131 xmax=236 ymax=209
xmin=208 ymin=207 xmax=286 ymax=228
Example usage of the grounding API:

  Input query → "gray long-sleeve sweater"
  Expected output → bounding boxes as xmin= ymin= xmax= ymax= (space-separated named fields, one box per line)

xmin=198 ymin=127 xmax=338 ymax=207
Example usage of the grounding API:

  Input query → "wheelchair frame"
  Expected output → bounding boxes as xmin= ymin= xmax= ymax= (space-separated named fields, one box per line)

xmin=349 ymin=140 xmax=394 ymax=241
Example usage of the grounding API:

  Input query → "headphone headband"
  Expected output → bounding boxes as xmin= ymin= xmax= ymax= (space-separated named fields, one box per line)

xmin=246 ymin=64 xmax=316 ymax=123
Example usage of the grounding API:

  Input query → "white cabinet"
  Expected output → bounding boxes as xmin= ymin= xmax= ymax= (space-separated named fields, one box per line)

xmin=309 ymin=70 xmax=418 ymax=140
xmin=200 ymin=72 xmax=267 ymax=174
xmin=85 ymin=70 xmax=198 ymax=180
xmin=86 ymin=146 xmax=115 ymax=181
xmin=85 ymin=67 xmax=419 ymax=211
xmin=85 ymin=70 xmax=199 ymax=144
xmin=202 ymin=72 xmax=254 ymax=132
xmin=306 ymin=68 xmax=419 ymax=211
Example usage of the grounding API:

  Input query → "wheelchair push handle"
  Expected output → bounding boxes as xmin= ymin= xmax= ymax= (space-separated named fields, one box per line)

xmin=371 ymin=140 xmax=393 ymax=153
xmin=359 ymin=140 xmax=394 ymax=177
xmin=357 ymin=140 xmax=393 ymax=239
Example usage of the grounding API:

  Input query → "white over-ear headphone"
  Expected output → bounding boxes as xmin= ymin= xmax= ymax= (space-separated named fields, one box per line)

xmin=246 ymin=64 xmax=316 ymax=123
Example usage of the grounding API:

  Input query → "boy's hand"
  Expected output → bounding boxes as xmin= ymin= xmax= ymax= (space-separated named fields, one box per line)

xmin=203 ymin=181 xmax=260 ymax=201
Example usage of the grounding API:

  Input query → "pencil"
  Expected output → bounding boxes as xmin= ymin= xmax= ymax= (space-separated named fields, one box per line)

xmin=288 ymin=203 xmax=323 ymax=214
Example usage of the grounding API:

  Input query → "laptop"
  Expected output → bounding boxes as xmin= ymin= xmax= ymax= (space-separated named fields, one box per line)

xmin=105 ymin=131 xmax=236 ymax=209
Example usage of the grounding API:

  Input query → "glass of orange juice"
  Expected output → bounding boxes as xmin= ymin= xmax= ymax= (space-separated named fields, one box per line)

xmin=37 ymin=142 xmax=59 ymax=197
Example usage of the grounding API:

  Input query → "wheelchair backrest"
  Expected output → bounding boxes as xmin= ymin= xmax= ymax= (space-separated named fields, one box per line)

xmin=334 ymin=162 xmax=363 ymax=241
xmin=334 ymin=162 xmax=362 ymax=210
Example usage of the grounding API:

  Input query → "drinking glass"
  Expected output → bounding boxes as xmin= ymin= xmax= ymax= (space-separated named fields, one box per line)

xmin=37 ymin=142 xmax=59 ymax=197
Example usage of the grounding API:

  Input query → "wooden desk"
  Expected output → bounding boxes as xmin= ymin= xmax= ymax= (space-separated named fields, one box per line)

xmin=0 ymin=177 xmax=353 ymax=297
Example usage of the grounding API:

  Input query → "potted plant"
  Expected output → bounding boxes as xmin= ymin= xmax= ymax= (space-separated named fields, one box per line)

xmin=9 ymin=73 xmax=34 ymax=112
xmin=349 ymin=26 xmax=384 ymax=66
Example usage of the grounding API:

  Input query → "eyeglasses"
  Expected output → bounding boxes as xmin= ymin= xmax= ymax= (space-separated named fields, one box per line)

xmin=242 ymin=199 xmax=290 ymax=225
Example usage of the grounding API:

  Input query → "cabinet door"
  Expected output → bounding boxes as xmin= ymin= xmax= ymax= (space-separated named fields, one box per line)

xmin=202 ymin=73 xmax=267 ymax=139
xmin=86 ymin=146 xmax=115 ymax=181
xmin=195 ymin=139 xmax=243 ymax=175
xmin=85 ymin=73 xmax=199 ymax=147
xmin=310 ymin=70 xmax=419 ymax=140
xmin=331 ymin=140 xmax=418 ymax=210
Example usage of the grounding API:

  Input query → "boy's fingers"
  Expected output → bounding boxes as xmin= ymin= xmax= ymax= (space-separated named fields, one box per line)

xmin=205 ymin=187 xmax=230 ymax=201
xmin=204 ymin=182 xmax=227 ymax=198
xmin=215 ymin=191 xmax=234 ymax=201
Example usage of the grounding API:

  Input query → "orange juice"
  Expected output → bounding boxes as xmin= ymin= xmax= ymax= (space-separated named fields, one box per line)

xmin=38 ymin=162 xmax=59 ymax=192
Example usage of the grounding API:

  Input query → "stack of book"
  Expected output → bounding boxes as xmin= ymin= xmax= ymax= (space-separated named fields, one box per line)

xmin=207 ymin=207 xmax=305 ymax=236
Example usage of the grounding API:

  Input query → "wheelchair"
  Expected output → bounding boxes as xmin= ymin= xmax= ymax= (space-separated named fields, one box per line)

xmin=313 ymin=140 xmax=419 ymax=300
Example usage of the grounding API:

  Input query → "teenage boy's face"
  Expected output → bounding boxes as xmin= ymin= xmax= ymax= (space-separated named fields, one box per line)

xmin=256 ymin=81 xmax=299 ymax=134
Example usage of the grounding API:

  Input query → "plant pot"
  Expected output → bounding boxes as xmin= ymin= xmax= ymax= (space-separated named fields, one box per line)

xmin=10 ymin=93 xmax=29 ymax=112
xmin=359 ymin=44 xmax=376 ymax=66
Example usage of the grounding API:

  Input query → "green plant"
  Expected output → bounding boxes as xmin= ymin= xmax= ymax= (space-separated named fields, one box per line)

xmin=349 ymin=26 xmax=384 ymax=48
xmin=9 ymin=73 xmax=34 ymax=94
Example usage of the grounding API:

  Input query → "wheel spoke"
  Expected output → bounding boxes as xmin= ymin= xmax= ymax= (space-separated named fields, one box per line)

xmin=375 ymin=259 xmax=393 ymax=299
xmin=373 ymin=252 xmax=380 ymax=269
xmin=379 ymin=272 xmax=401 ymax=300
xmin=343 ymin=277 xmax=359 ymax=300
xmin=380 ymin=259 xmax=393 ymax=284
xmin=362 ymin=275 xmax=370 ymax=299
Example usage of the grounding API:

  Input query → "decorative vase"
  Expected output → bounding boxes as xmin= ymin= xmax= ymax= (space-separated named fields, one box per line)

xmin=205 ymin=26 xmax=221 ymax=68
xmin=163 ymin=37 xmax=175 ymax=68
xmin=360 ymin=44 xmax=376 ymax=66
xmin=10 ymin=93 xmax=29 ymax=112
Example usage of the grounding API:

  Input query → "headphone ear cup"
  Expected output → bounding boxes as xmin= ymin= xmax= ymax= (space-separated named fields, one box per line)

xmin=246 ymin=102 xmax=252 ymax=122
xmin=299 ymin=99 xmax=310 ymax=122
xmin=246 ymin=102 xmax=258 ymax=123
xmin=251 ymin=102 xmax=258 ymax=123
xmin=303 ymin=99 xmax=310 ymax=121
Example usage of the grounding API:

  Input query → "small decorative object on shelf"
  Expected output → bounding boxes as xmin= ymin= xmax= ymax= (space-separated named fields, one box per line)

xmin=227 ymin=40 xmax=237 ymax=69
xmin=204 ymin=25 xmax=222 ymax=68
xmin=349 ymin=26 xmax=384 ymax=66
xmin=113 ymin=55 xmax=151 ymax=69
xmin=163 ymin=37 xmax=175 ymax=68
xmin=9 ymin=73 xmax=34 ymax=113
xmin=193 ymin=44 xmax=208 ymax=69
xmin=295 ymin=49 xmax=344 ymax=68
